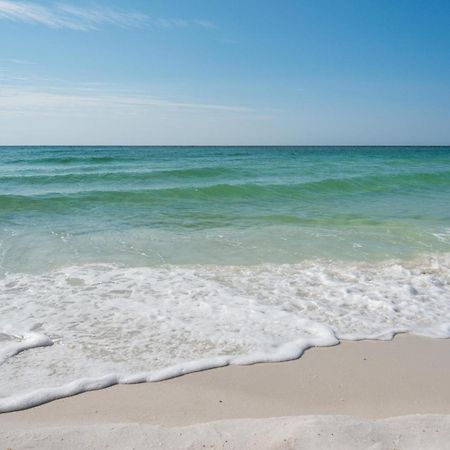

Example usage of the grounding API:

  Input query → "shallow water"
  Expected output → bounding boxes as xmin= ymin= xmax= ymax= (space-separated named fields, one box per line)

xmin=1 ymin=146 xmax=449 ymax=411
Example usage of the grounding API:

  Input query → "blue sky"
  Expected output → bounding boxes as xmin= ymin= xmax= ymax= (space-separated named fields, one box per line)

xmin=0 ymin=0 xmax=449 ymax=145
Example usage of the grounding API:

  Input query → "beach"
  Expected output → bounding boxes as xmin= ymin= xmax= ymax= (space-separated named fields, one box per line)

xmin=2 ymin=334 xmax=450 ymax=448
xmin=1 ymin=146 xmax=450 ymax=448
xmin=2 ymin=0 xmax=450 ymax=446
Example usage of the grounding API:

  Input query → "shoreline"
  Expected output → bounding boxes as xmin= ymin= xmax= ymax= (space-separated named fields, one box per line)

xmin=2 ymin=334 xmax=450 ymax=425
xmin=2 ymin=334 xmax=450 ymax=448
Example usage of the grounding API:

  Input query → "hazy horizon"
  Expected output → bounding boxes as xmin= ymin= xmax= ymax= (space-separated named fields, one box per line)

xmin=1 ymin=145 xmax=450 ymax=148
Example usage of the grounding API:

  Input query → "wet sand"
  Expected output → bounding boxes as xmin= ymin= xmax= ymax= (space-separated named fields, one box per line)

xmin=2 ymin=334 xmax=450 ymax=449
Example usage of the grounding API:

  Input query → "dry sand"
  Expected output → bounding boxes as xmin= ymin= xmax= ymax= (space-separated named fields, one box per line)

xmin=2 ymin=334 xmax=450 ymax=449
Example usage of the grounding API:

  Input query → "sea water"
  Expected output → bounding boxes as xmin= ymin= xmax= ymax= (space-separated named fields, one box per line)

xmin=1 ymin=146 xmax=449 ymax=411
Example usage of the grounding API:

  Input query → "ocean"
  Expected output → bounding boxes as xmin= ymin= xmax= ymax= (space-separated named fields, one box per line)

xmin=1 ymin=146 xmax=450 ymax=411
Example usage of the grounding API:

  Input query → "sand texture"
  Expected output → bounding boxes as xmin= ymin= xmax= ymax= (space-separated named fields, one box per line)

xmin=2 ymin=335 xmax=450 ymax=449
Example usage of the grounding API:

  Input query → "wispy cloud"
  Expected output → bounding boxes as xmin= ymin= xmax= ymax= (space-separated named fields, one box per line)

xmin=54 ymin=3 xmax=148 ymax=29
xmin=191 ymin=19 xmax=217 ymax=30
xmin=0 ymin=85 xmax=253 ymax=115
xmin=0 ymin=1 xmax=216 ymax=31
xmin=7 ymin=58 xmax=37 ymax=65
xmin=0 ymin=0 xmax=88 ymax=30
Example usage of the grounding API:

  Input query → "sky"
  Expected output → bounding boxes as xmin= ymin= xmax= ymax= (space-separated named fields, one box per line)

xmin=0 ymin=0 xmax=449 ymax=145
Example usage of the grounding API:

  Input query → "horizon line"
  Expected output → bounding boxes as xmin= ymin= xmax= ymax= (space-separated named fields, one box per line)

xmin=0 ymin=144 xmax=449 ymax=148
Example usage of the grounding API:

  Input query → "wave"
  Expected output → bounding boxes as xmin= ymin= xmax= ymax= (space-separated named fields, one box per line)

xmin=0 ymin=166 xmax=241 ymax=185
xmin=1 ymin=254 xmax=449 ymax=412
xmin=1 ymin=170 xmax=449 ymax=212
xmin=6 ymin=156 xmax=117 ymax=165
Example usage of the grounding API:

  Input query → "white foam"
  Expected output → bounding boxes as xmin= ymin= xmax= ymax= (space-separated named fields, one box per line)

xmin=0 ymin=328 xmax=53 ymax=366
xmin=1 ymin=255 xmax=450 ymax=412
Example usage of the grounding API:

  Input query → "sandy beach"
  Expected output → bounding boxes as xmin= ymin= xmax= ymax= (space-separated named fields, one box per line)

xmin=2 ymin=334 xmax=450 ymax=449
xmin=2 ymin=0 xmax=450 ymax=445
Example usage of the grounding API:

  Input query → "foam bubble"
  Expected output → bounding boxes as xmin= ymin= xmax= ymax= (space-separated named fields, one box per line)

xmin=1 ymin=255 xmax=450 ymax=412
xmin=0 ymin=329 xmax=53 ymax=366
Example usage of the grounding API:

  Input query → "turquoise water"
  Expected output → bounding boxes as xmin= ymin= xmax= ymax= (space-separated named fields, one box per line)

xmin=1 ymin=146 xmax=449 ymax=272
xmin=1 ymin=146 xmax=450 ymax=412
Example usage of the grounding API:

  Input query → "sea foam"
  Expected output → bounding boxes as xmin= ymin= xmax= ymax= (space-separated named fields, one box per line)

xmin=1 ymin=254 xmax=449 ymax=412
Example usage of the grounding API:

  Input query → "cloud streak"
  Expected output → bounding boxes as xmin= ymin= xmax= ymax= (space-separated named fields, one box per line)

xmin=0 ymin=1 xmax=216 ymax=31
xmin=0 ymin=85 xmax=253 ymax=115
